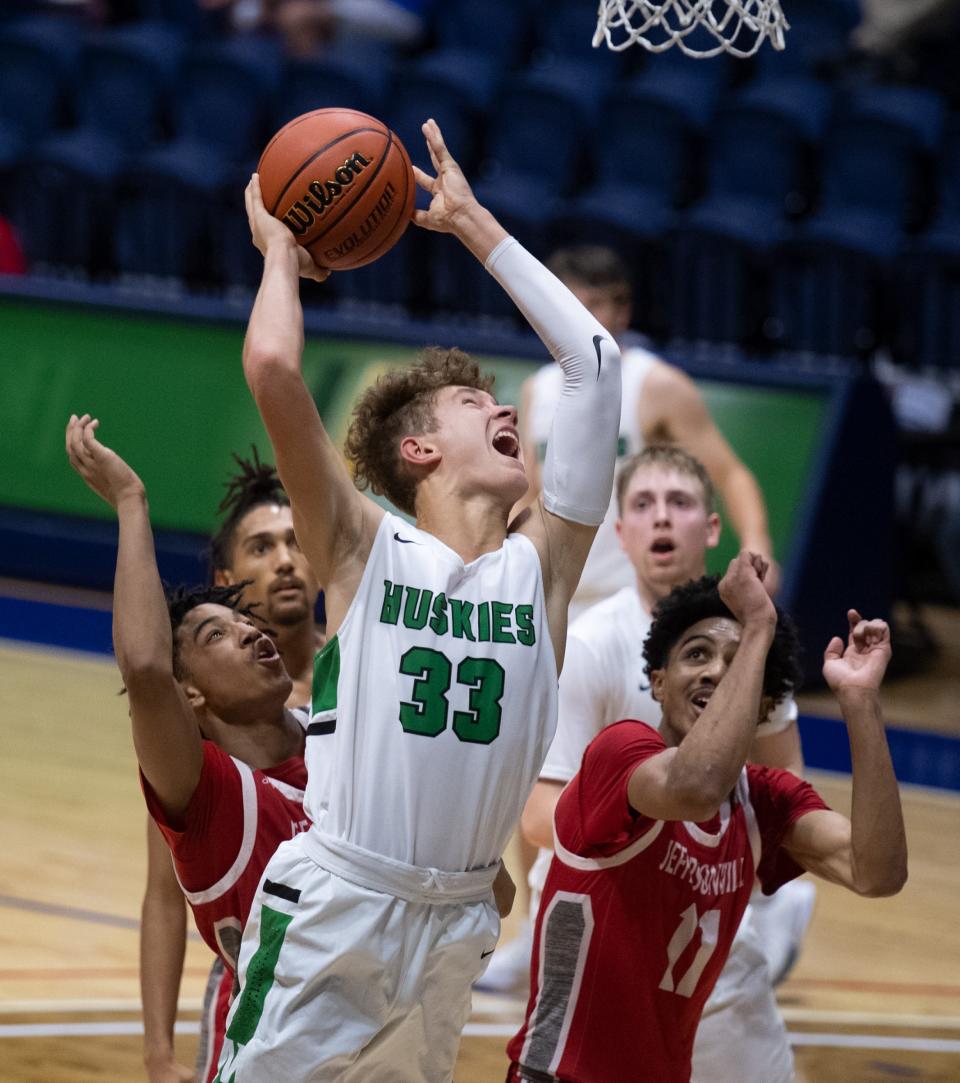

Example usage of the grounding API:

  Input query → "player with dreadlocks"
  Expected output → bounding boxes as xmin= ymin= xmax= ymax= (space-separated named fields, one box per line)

xmin=138 ymin=446 xmax=324 ymax=1083
xmin=210 ymin=445 xmax=324 ymax=706
xmin=66 ymin=415 xmax=310 ymax=1083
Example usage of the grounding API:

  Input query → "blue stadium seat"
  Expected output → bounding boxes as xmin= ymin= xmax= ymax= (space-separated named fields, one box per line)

xmin=114 ymin=141 xmax=234 ymax=282
xmin=530 ymin=0 xmax=625 ymax=83
xmin=434 ymin=0 xmax=534 ymax=69
xmin=135 ymin=0 xmax=228 ymax=37
xmin=551 ymin=184 xmax=675 ymax=337
xmin=426 ymin=175 xmax=560 ymax=318
xmin=384 ymin=49 xmax=500 ymax=175
xmin=766 ymin=233 xmax=895 ymax=357
xmin=753 ymin=0 xmax=858 ymax=77
xmin=895 ymin=235 xmax=960 ymax=371
xmin=273 ymin=45 xmax=392 ymax=129
xmin=661 ymin=75 xmax=834 ymax=346
xmin=479 ymin=62 xmax=603 ymax=198
xmin=74 ymin=22 xmax=184 ymax=151
xmin=667 ymin=223 xmax=773 ymax=347
xmin=172 ymin=35 xmax=283 ymax=161
xmin=758 ymin=85 xmax=945 ymax=357
xmin=0 ymin=17 xmax=77 ymax=141
xmin=892 ymin=120 xmax=960 ymax=370
xmin=12 ymin=21 xmax=187 ymax=274
xmin=572 ymin=68 xmax=716 ymax=219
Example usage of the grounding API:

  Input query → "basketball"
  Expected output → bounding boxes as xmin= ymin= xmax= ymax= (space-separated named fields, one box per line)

xmin=258 ymin=108 xmax=416 ymax=271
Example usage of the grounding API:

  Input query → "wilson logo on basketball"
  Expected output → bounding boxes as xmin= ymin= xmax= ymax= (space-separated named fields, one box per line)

xmin=282 ymin=151 xmax=372 ymax=235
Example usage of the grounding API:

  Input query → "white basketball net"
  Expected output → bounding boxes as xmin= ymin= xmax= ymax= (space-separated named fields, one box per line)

xmin=593 ymin=0 xmax=789 ymax=58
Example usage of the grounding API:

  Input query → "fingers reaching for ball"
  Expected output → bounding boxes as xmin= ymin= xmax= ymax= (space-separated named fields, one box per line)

xmin=413 ymin=118 xmax=480 ymax=234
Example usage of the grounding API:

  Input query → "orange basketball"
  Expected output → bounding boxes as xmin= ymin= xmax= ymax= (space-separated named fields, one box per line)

xmin=258 ymin=108 xmax=416 ymax=271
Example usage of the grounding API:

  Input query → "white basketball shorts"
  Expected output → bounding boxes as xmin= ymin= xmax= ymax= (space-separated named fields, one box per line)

xmin=215 ymin=831 xmax=501 ymax=1083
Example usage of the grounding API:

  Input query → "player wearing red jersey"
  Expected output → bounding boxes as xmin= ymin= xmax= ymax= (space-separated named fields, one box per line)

xmin=65 ymin=416 xmax=517 ymax=1083
xmin=139 ymin=449 xmax=323 ymax=1083
xmin=65 ymin=416 xmax=309 ymax=1082
xmin=507 ymin=552 xmax=907 ymax=1082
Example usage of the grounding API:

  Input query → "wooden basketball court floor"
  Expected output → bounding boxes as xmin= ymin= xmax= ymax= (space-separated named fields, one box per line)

xmin=2 ymin=635 xmax=959 ymax=1082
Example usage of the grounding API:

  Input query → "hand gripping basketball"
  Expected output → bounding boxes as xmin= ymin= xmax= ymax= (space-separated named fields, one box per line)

xmin=245 ymin=174 xmax=330 ymax=283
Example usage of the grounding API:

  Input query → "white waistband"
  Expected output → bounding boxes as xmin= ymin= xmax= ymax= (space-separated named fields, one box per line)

xmin=301 ymin=829 xmax=499 ymax=905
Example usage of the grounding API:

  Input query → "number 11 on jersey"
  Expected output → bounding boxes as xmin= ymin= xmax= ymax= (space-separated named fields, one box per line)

xmin=659 ymin=904 xmax=720 ymax=998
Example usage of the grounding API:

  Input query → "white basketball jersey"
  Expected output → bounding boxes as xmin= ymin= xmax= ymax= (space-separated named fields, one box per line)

xmin=527 ymin=346 xmax=656 ymax=613
xmin=307 ymin=512 xmax=558 ymax=872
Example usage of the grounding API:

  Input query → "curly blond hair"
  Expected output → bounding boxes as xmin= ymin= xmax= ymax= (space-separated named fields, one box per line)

xmin=344 ymin=347 xmax=495 ymax=516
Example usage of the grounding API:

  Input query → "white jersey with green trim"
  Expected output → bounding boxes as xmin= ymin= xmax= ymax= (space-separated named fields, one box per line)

xmin=307 ymin=511 xmax=558 ymax=873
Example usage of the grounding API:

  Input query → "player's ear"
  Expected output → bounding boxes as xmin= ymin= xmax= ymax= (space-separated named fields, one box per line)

xmin=212 ymin=567 xmax=231 ymax=587
xmin=705 ymin=511 xmax=721 ymax=550
xmin=399 ymin=434 xmax=441 ymax=468
xmin=180 ymin=680 xmax=205 ymax=711
xmin=650 ymin=669 xmax=665 ymax=704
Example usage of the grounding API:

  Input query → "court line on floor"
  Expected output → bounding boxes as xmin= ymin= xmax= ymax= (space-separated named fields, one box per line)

xmin=0 ymin=893 xmax=202 ymax=941
xmin=0 ymin=999 xmax=204 ymax=1015
xmin=779 ymin=1008 xmax=960 ymax=1031
xmin=784 ymin=976 xmax=960 ymax=997
xmin=3 ymin=1000 xmax=959 ymax=1035
xmin=1 ymin=1021 xmax=958 ymax=1053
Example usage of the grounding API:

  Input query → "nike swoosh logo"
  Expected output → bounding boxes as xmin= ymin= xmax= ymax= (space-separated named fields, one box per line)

xmin=393 ymin=532 xmax=416 ymax=544
xmin=481 ymin=948 xmax=495 ymax=959
xmin=592 ymin=334 xmax=607 ymax=381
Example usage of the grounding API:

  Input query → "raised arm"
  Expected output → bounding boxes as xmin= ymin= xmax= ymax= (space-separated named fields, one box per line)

xmin=65 ymin=415 xmax=202 ymax=816
xmin=783 ymin=612 xmax=907 ymax=897
xmin=640 ymin=363 xmax=777 ymax=592
xmin=413 ymin=120 xmax=622 ymax=654
xmin=242 ymin=176 xmax=384 ymax=620
xmin=627 ymin=552 xmax=777 ymax=822
xmin=140 ymin=819 xmax=196 ymax=1083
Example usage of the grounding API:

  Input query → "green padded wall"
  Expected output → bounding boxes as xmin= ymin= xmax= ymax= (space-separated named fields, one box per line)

xmin=1 ymin=300 xmax=827 ymax=561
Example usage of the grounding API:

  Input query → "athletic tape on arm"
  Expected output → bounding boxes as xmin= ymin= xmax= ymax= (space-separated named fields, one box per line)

xmin=485 ymin=238 xmax=622 ymax=526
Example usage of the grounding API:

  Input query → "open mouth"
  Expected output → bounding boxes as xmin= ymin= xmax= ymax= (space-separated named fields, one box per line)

xmin=690 ymin=687 xmax=714 ymax=711
xmin=254 ymin=637 xmax=281 ymax=664
xmin=492 ymin=428 xmax=520 ymax=460
xmin=651 ymin=538 xmax=675 ymax=555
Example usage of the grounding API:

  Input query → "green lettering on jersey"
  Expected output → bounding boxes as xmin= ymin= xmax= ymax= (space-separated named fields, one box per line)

xmin=449 ymin=598 xmax=476 ymax=641
xmin=402 ymin=586 xmax=433 ymax=630
xmin=515 ymin=604 xmax=536 ymax=647
xmin=379 ymin=579 xmax=403 ymax=624
xmin=429 ymin=591 xmax=448 ymax=636
xmin=491 ymin=600 xmax=516 ymax=644
xmin=477 ymin=601 xmax=491 ymax=641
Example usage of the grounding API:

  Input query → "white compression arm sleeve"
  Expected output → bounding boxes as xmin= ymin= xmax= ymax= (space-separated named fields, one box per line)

xmin=485 ymin=237 xmax=622 ymax=525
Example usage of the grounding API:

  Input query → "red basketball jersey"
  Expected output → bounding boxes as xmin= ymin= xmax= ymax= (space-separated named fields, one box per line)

xmin=143 ymin=739 xmax=309 ymax=976
xmin=507 ymin=720 xmax=828 ymax=1083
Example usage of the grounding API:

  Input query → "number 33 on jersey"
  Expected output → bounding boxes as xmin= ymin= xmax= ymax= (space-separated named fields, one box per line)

xmin=304 ymin=513 xmax=559 ymax=872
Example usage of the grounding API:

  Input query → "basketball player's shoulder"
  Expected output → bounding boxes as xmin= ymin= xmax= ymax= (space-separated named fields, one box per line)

xmin=569 ymin=587 xmax=645 ymax=648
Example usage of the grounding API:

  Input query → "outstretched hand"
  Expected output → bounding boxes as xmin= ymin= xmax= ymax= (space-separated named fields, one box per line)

xmin=718 ymin=550 xmax=776 ymax=628
xmin=244 ymin=173 xmax=330 ymax=283
xmin=65 ymin=414 xmax=145 ymax=509
xmin=412 ymin=119 xmax=479 ymax=234
xmin=823 ymin=610 xmax=891 ymax=696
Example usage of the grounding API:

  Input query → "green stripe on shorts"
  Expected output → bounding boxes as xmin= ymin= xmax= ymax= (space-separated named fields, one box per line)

xmin=225 ymin=905 xmax=293 ymax=1047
